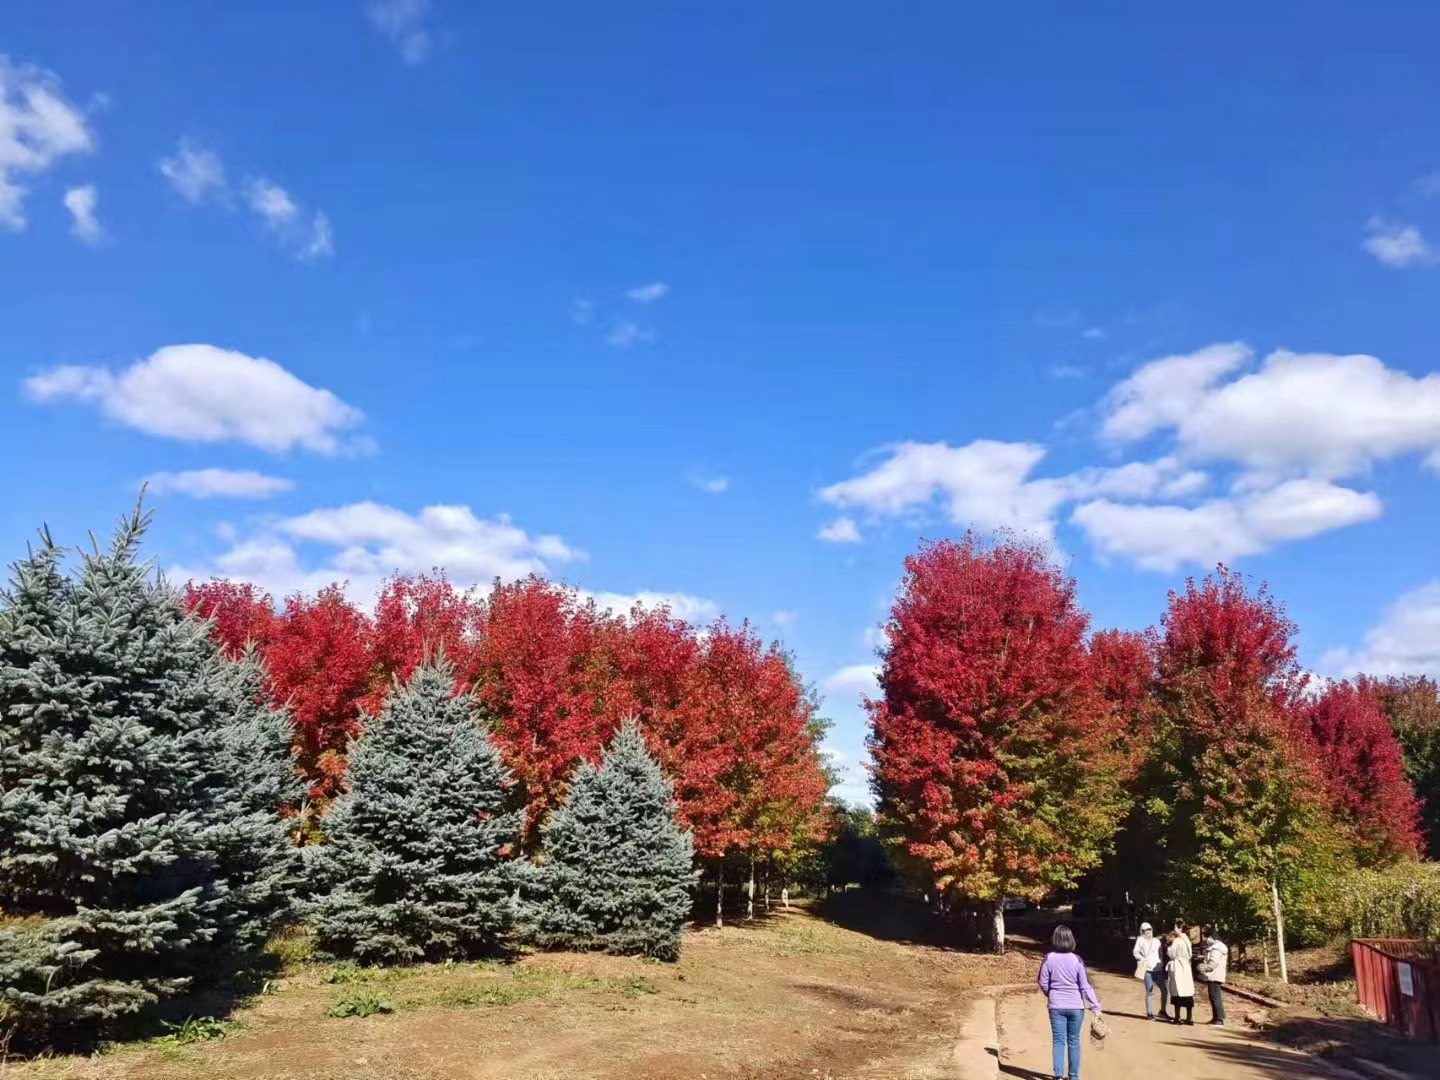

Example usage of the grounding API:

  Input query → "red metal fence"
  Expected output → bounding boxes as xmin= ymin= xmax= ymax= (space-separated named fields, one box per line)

xmin=1351 ymin=938 xmax=1440 ymax=1042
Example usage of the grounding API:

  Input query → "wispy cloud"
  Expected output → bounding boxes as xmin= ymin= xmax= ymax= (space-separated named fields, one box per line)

xmin=244 ymin=178 xmax=299 ymax=225
xmin=817 ymin=516 xmax=863 ymax=543
xmin=146 ymin=468 xmax=295 ymax=499
xmin=606 ymin=321 xmax=656 ymax=348
xmin=626 ymin=281 xmax=670 ymax=303
xmin=62 ymin=184 xmax=101 ymax=244
xmin=0 ymin=58 xmax=95 ymax=230
xmin=1363 ymin=216 xmax=1436 ymax=268
xmin=159 ymin=141 xmax=333 ymax=262
xmin=570 ymin=298 xmax=595 ymax=325
xmin=366 ymin=0 xmax=435 ymax=65
xmin=158 ymin=139 xmax=226 ymax=205
xmin=689 ymin=472 xmax=729 ymax=494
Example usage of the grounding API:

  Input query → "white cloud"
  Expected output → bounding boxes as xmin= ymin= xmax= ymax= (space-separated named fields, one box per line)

xmin=626 ymin=282 xmax=670 ymax=303
xmin=1082 ymin=326 xmax=1105 ymax=341
xmin=689 ymin=473 xmax=729 ymax=494
xmin=570 ymin=298 xmax=595 ymax=325
xmin=1363 ymin=217 xmax=1436 ymax=268
xmin=0 ymin=58 xmax=95 ymax=230
xmin=159 ymin=146 xmax=331 ymax=261
xmin=367 ymin=0 xmax=434 ymax=65
xmin=772 ymin=609 xmax=798 ymax=626
xmin=606 ymin=321 xmax=656 ymax=347
xmin=158 ymin=139 xmax=227 ymax=204
xmin=146 ymin=468 xmax=294 ymax=499
xmin=245 ymin=178 xmax=299 ymax=226
xmin=25 ymin=343 xmax=365 ymax=454
xmin=586 ymin=590 xmax=721 ymax=625
xmin=1324 ymin=581 xmax=1440 ymax=678
xmin=824 ymin=663 xmax=880 ymax=698
xmin=819 ymin=440 xmax=1064 ymax=538
xmin=816 ymin=441 xmax=1200 ymax=542
xmin=1072 ymin=478 xmax=1381 ymax=571
xmin=62 ymin=183 xmax=100 ymax=243
xmin=299 ymin=212 xmax=334 ymax=261
xmin=178 ymin=500 xmax=579 ymax=602
xmin=1101 ymin=343 xmax=1253 ymax=443
xmin=817 ymin=516 xmax=862 ymax=544
xmin=1104 ymin=345 xmax=1440 ymax=478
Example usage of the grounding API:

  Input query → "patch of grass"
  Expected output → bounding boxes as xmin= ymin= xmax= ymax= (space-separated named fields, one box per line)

xmin=325 ymin=991 xmax=394 ymax=1018
xmin=151 ymin=1016 xmax=248 ymax=1046
xmin=617 ymin=976 xmax=658 ymax=996
xmin=265 ymin=924 xmax=315 ymax=969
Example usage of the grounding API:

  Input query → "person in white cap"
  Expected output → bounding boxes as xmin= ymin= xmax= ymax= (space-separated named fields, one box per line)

xmin=1132 ymin=921 xmax=1166 ymax=1019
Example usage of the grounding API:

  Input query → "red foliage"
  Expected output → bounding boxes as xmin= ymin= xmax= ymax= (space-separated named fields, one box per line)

xmin=869 ymin=533 xmax=1127 ymax=902
xmin=1300 ymin=680 xmax=1422 ymax=863
xmin=184 ymin=580 xmax=276 ymax=657
xmin=185 ymin=573 xmax=832 ymax=857
xmin=470 ymin=578 xmax=618 ymax=841
xmin=1157 ymin=566 xmax=1307 ymax=715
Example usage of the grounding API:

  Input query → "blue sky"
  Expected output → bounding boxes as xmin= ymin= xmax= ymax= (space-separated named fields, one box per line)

xmin=6 ymin=1 xmax=1440 ymax=802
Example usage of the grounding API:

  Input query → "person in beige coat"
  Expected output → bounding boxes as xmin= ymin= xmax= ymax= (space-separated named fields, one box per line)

xmin=1166 ymin=921 xmax=1196 ymax=1024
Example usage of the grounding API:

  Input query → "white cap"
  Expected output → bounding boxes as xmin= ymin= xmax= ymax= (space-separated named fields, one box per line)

xmin=1140 ymin=922 xmax=1153 ymax=931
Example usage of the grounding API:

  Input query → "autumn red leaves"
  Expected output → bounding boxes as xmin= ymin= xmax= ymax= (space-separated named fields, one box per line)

xmin=183 ymin=574 xmax=831 ymax=864
xmin=868 ymin=534 xmax=1423 ymax=939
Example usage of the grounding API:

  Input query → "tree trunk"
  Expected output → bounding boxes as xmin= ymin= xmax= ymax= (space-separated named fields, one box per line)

xmin=763 ymin=873 xmax=771 ymax=913
xmin=989 ymin=901 xmax=1006 ymax=954
xmin=782 ymin=885 xmax=791 ymax=911
xmin=1270 ymin=877 xmax=1289 ymax=984
xmin=1262 ymin=935 xmax=1271 ymax=978
xmin=746 ymin=855 xmax=756 ymax=920
xmin=715 ymin=862 xmax=724 ymax=928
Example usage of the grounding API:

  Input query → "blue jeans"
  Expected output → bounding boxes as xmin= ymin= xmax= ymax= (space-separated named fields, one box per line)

xmin=1144 ymin=970 xmax=1167 ymax=1017
xmin=1049 ymin=1008 xmax=1083 ymax=1079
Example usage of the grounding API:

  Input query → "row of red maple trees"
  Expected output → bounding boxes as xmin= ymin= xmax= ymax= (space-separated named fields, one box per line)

xmin=183 ymin=575 xmax=831 ymax=862
xmin=868 ymin=534 xmax=1430 ymax=946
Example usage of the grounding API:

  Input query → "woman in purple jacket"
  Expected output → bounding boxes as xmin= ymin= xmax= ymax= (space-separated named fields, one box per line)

xmin=1036 ymin=925 xmax=1103 ymax=1080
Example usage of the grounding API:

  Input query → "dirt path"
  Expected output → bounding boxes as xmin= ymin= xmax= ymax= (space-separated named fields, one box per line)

xmin=997 ymin=970 xmax=1340 ymax=1079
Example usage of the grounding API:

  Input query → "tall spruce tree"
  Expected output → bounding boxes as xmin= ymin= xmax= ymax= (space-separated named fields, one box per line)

xmin=0 ymin=505 xmax=295 ymax=1039
xmin=307 ymin=661 xmax=521 ymax=964
xmin=204 ymin=646 xmax=306 ymax=955
xmin=532 ymin=719 xmax=694 ymax=960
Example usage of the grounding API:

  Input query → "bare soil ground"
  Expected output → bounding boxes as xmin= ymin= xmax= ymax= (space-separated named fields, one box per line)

xmin=7 ymin=897 xmax=1034 ymax=1080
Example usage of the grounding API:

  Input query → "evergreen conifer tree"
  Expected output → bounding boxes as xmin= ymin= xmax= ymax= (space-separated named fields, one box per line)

xmin=533 ymin=719 xmax=694 ymax=960
xmin=307 ymin=661 xmax=521 ymax=964
xmin=203 ymin=646 xmax=306 ymax=955
xmin=0 ymin=505 xmax=295 ymax=1038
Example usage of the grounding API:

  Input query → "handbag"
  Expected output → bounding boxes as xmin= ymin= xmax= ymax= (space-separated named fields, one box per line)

xmin=1090 ymin=1012 xmax=1111 ymax=1047
xmin=1134 ymin=957 xmax=1148 ymax=979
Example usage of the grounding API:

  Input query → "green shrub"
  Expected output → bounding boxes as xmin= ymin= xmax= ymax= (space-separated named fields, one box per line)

xmin=1325 ymin=861 xmax=1440 ymax=940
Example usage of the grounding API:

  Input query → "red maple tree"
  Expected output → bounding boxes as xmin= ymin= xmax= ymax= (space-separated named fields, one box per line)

xmin=1299 ymin=679 xmax=1422 ymax=864
xmin=868 ymin=533 xmax=1129 ymax=946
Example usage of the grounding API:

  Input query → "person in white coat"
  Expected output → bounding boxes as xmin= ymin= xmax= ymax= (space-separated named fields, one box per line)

xmin=1166 ymin=921 xmax=1196 ymax=1025
xmin=1197 ymin=926 xmax=1228 ymax=1027
xmin=1133 ymin=922 xmax=1166 ymax=1019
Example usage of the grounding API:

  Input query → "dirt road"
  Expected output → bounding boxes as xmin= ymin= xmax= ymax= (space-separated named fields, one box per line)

xmin=997 ymin=970 xmax=1338 ymax=1079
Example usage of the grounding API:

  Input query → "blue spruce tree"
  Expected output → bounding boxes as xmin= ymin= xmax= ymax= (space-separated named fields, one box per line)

xmin=0 ymin=505 xmax=295 ymax=1041
xmin=533 ymin=719 xmax=694 ymax=960
xmin=307 ymin=660 xmax=521 ymax=964
xmin=204 ymin=645 xmax=306 ymax=956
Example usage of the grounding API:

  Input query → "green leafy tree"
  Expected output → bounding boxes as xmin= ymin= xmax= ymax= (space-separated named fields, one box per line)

xmin=0 ymin=506 xmax=294 ymax=1040
xmin=308 ymin=661 xmax=521 ymax=964
xmin=531 ymin=719 xmax=694 ymax=960
xmin=1147 ymin=568 xmax=1341 ymax=972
